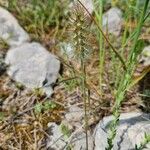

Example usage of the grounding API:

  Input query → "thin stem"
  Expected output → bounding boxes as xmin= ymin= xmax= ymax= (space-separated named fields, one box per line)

xmin=98 ymin=0 xmax=104 ymax=95
xmin=115 ymin=16 xmax=129 ymax=88
xmin=81 ymin=54 xmax=88 ymax=150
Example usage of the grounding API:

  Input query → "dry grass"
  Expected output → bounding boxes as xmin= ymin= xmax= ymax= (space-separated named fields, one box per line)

xmin=0 ymin=0 xmax=150 ymax=149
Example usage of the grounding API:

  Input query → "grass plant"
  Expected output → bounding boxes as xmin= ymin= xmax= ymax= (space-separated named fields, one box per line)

xmin=0 ymin=0 xmax=150 ymax=149
xmin=70 ymin=5 xmax=90 ymax=149
xmin=106 ymin=0 xmax=150 ymax=149
xmin=7 ymin=0 xmax=69 ymax=39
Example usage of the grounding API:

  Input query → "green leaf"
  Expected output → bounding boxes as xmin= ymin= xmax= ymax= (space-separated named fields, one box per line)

xmin=34 ymin=103 xmax=43 ymax=114
xmin=43 ymin=101 xmax=57 ymax=110
xmin=60 ymin=123 xmax=71 ymax=138
xmin=0 ymin=112 xmax=5 ymax=121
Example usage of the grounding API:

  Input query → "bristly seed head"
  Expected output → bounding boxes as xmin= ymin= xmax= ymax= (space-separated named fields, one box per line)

xmin=69 ymin=3 xmax=92 ymax=61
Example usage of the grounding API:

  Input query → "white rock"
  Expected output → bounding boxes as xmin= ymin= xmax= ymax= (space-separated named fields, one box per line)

xmin=71 ymin=130 xmax=94 ymax=150
xmin=0 ymin=7 xmax=30 ymax=47
xmin=103 ymin=7 xmax=123 ymax=36
xmin=5 ymin=42 xmax=60 ymax=96
xmin=71 ymin=0 xmax=94 ymax=14
xmin=79 ymin=0 xmax=94 ymax=14
xmin=47 ymin=122 xmax=67 ymax=150
xmin=60 ymin=42 xmax=74 ymax=59
xmin=94 ymin=112 xmax=150 ymax=150
xmin=65 ymin=105 xmax=84 ymax=123
xmin=140 ymin=46 xmax=150 ymax=66
xmin=47 ymin=122 xmax=94 ymax=150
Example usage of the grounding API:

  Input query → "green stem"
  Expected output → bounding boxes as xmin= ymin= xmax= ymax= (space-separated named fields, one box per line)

xmin=115 ymin=17 xmax=129 ymax=88
xmin=81 ymin=55 xmax=88 ymax=150
xmin=98 ymin=0 xmax=104 ymax=95
xmin=77 ymin=0 xmax=127 ymax=71
xmin=106 ymin=0 xmax=150 ymax=149
xmin=128 ymin=0 xmax=150 ymax=62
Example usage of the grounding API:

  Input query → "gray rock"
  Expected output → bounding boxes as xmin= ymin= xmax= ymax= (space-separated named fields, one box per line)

xmin=60 ymin=42 xmax=74 ymax=59
xmin=79 ymin=0 xmax=94 ymax=14
xmin=94 ymin=112 xmax=150 ymax=150
xmin=103 ymin=7 xmax=123 ymax=36
xmin=5 ymin=42 xmax=60 ymax=96
xmin=140 ymin=46 xmax=150 ymax=66
xmin=47 ymin=122 xmax=94 ymax=150
xmin=71 ymin=130 xmax=94 ymax=150
xmin=65 ymin=105 xmax=84 ymax=123
xmin=47 ymin=122 xmax=67 ymax=150
xmin=0 ymin=7 xmax=30 ymax=47
xmin=71 ymin=0 xmax=94 ymax=14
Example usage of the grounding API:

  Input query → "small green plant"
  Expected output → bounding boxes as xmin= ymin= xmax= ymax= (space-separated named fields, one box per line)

xmin=0 ymin=112 xmax=5 ymax=121
xmin=34 ymin=101 xmax=57 ymax=114
xmin=106 ymin=0 xmax=150 ymax=149
xmin=15 ymin=82 xmax=24 ymax=90
xmin=143 ymin=89 xmax=150 ymax=98
xmin=59 ymin=72 xmax=79 ymax=92
xmin=33 ymin=88 xmax=45 ymax=97
xmin=0 ymin=38 xmax=9 ymax=50
xmin=7 ymin=0 xmax=69 ymax=37
xmin=34 ymin=103 xmax=43 ymax=114
xmin=135 ymin=133 xmax=150 ymax=150
xmin=43 ymin=101 xmax=57 ymax=110
xmin=60 ymin=123 xmax=72 ymax=150
xmin=60 ymin=123 xmax=71 ymax=139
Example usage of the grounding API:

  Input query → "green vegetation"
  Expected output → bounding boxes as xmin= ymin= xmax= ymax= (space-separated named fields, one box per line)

xmin=6 ymin=0 xmax=69 ymax=40
xmin=106 ymin=1 xmax=150 ymax=149
xmin=34 ymin=101 xmax=57 ymax=114
xmin=0 ymin=0 xmax=150 ymax=149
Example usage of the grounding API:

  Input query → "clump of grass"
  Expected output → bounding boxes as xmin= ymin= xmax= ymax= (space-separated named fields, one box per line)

xmin=106 ymin=0 xmax=150 ymax=149
xmin=7 ymin=0 xmax=69 ymax=39
xmin=77 ymin=0 xmax=150 ymax=149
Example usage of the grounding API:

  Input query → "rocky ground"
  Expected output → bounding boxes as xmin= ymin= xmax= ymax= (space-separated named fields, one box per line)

xmin=0 ymin=0 xmax=150 ymax=150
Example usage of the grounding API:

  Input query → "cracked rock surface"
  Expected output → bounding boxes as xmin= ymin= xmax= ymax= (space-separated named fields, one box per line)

xmin=0 ymin=6 xmax=60 ymax=96
xmin=94 ymin=112 xmax=150 ymax=150
xmin=5 ymin=42 xmax=60 ymax=96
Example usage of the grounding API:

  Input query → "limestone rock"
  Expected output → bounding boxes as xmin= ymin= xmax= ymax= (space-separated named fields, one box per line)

xmin=5 ymin=42 xmax=60 ymax=96
xmin=79 ymin=0 xmax=94 ymax=14
xmin=71 ymin=130 xmax=94 ymax=150
xmin=46 ymin=122 xmax=94 ymax=150
xmin=140 ymin=46 xmax=150 ymax=66
xmin=60 ymin=42 xmax=74 ymax=59
xmin=103 ymin=7 xmax=123 ymax=36
xmin=65 ymin=105 xmax=84 ymax=123
xmin=47 ymin=122 xmax=67 ymax=150
xmin=0 ymin=7 xmax=30 ymax=47
xmin=94 ymin=112 xmax=150 ymax=150
xmin=71 ymin=0 xmax=94 ymax=14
